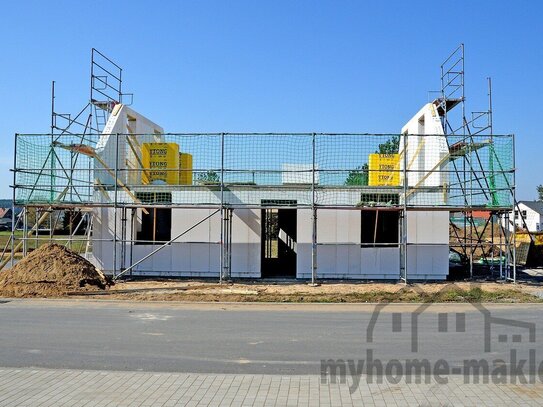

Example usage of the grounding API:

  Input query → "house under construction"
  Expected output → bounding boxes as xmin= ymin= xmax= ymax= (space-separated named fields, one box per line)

xmin=2 ymin=46 xmax=517 ymax=283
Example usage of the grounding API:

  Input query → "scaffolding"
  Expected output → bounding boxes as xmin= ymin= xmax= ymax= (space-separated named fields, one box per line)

xmin=437 ymin=44 xmax=518 ymax=281
xmin=2 ymin=46 xmax=518 ymax=283
xmin=6 ymin=130 xmax=515 ymax=280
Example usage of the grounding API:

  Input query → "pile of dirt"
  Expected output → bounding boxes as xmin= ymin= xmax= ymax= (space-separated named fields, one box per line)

xmin=0 ymin=244 xmax=110 ymax=297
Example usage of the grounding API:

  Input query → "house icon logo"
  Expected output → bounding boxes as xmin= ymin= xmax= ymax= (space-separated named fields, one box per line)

xmin=321 ymin=283 xmax=541 ymax=390
xmin=366 ymin=283 xmax=536 ymax=353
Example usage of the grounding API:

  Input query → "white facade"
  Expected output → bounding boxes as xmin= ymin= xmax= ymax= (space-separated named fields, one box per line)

xmin=405 ymin=211 xmax=449 ymax=280
xmin=90 ymin=102 xmax=452 ymax=281
xmin=298 ymin=209 xmax=400 ymax=280
xmin=399 ymin=102 xmax=450 ymax=278
xmin=399 ymin=102 xmax=449 ymax=206
xmin=95 ymin=104 xmax=164 ymax=187
xmin=509 ymin=202 xmax=543 ymax=232
xmin=91 ymin=203 xmax=449 ymax=280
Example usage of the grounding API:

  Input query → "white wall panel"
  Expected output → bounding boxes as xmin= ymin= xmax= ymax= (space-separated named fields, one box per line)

xmin=407 ymin=211 xmax=449 ymax=244
xmin=172 ymin=242 xmax=191 ymax=272
xmin=297 ymin=209 xmax=312 ymax=244
xmin=406 ymin=245 xmax=448 ymax=280
xmin=318 ymin=211 xmax=337 ymax=243
xmin=94 ymin=204 xmax=449 ymax=279
xmin=190 ymin=243 xmax=210 ymax=272
xmin=296 ymin=244 xmax=312 ymax=278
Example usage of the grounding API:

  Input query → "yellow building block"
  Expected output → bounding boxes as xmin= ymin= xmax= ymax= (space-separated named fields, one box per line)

xmin=516 ymin=232 xmax=543 ymax=246
xmin=179 ymin=152 xmax=193 ymax=185
xmin=142 ymin=143 xmax=180 ymax=185
xmin=368 ymin=153 xmax=400 ymax=186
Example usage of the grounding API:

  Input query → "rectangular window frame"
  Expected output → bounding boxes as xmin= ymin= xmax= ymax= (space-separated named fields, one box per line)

xmin=135 ymin=192 xmax=172 ymax=245
xmin=360 ymin=209 xmax=400 ymax=248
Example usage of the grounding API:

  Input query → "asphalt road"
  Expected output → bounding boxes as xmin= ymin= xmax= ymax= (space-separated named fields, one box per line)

xmin=0 ymin=299 xmax=542 ymax=375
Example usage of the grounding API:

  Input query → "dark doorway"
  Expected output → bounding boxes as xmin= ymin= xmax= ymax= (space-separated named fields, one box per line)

xmin=261 ymin=202 xmax=297 ymax=278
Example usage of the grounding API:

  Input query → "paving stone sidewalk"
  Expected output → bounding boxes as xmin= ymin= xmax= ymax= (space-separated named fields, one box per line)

xmin=0 ymin=367 xmax=542 ymax=406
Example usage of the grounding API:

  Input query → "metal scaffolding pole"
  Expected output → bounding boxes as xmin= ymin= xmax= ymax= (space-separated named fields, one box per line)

xmin=505 ymin=212 xmax=511 ymax=279
xmin=499 ymin=213 xmax=504 ymax=279
xmin=120 ymin=207 xmax=127 ymax=272
xmin=10 ymin=135 xmax=18 ymax=268
xmin=511 ymin=135 xmax=527 ymax=283
xmin=22 ymin=208 xmax=27 ymax=256
xmin=112 ymin=133 xmax=119 ymax=278
xmin=220 ymin=132 xmax=225 ymax=283
xmin=50 ymin=82 xmax=55 ymax=237
xmin=226 ymin=208 xmax=232 ymax=280
xmin=402 ymin=133 xmax=408 ymax=284
xmin=311 ymin=133 xmax=317 ymax=285
xmin=221 ymin=207 xmax=231 ymax=281
xmin=469 ymin=141 xmax=474 ymax=278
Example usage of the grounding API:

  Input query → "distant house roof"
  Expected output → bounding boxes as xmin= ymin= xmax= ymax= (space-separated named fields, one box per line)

xmin=472 ymin=210 xmax=491 ymax=219
xmin=519 ymin=201 xmax=543 ymax=215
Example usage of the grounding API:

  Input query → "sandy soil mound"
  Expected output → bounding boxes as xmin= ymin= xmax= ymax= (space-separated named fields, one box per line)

xmin=0 ymin=244 xmax=109 ymax=297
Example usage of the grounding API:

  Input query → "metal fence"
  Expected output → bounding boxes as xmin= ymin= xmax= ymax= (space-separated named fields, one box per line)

xmin=14 ymin=133 xmax=514 ymax=210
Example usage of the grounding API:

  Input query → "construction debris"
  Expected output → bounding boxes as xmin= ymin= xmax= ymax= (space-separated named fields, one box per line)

xmin=0 ymin=244 xmax=110 ymax=297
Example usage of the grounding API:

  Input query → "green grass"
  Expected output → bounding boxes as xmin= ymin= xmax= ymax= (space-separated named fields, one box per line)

xmin=0 ymin=231 xmax=88 ymax=254
xmin=232 ymin=288 xmax=542 ymax=303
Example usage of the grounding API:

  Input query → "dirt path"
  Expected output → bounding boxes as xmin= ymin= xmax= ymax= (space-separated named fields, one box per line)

xmin=64 ymin=279 xmax=543 ymax=303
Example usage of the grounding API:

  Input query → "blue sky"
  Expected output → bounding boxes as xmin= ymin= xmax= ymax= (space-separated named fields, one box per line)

xmin=1 ymin=0 xmax=541 ymax=199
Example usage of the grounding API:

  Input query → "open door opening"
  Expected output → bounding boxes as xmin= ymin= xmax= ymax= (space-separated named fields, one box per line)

xmin=261 ymin=202 xmax=297 ymax=278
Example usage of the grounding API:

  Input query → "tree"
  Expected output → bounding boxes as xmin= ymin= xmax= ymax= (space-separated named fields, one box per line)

xmin=377 ymin=136 xmax=400 ymax=155
xmin=196 ymin=170 xmax=220 ymax=184
xmin=344 ymin=136 xmax=400 ymax=186
xmin=537 ymin=185 xmax=543 ymax=202
xmin=345 ymin=164 xmax=369 ymax=186
xmin=61 ymin=209 xmax=87 ymax=235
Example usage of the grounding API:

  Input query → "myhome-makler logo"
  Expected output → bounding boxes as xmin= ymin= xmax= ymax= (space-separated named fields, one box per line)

xmin=320 ymin=284 xmax=539 ymax=393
